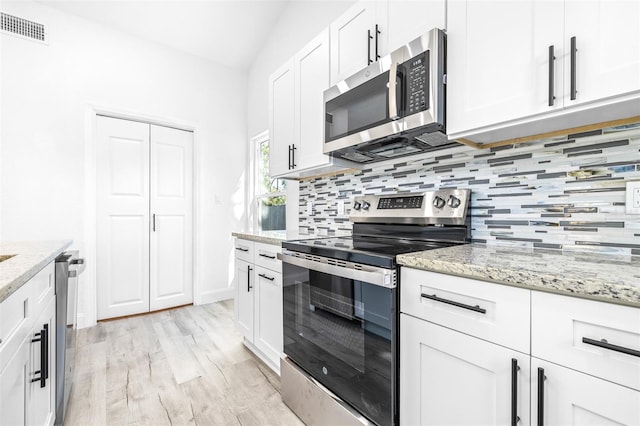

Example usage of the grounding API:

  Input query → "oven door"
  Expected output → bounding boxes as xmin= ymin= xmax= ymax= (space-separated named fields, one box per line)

xmin=279 ymin=252 xmax=397 ymax=426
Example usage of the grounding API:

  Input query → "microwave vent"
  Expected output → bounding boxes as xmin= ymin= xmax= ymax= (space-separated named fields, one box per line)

xmin=1 ymin=12 xmax=46 ymax=43
xmin=415 ymin=132 xmax=450 ymax=147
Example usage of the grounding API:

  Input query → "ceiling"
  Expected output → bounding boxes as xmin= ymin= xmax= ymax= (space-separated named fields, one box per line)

xmin=37 ymin=0 xmax=291 ymax=70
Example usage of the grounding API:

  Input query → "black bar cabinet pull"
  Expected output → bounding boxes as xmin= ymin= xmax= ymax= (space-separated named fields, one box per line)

xmin=367 ymin=29 xmax=373 ymax=65
xmin=152 ymin=214 xmax=156 ymax=232
xmin=247 ymin=265 xmax=253 ymax=291
xmin=287 ymin=144 xmax=292 ymax=169
xmin=548 ymin=45 xmax=555 ymax=106
xmin=235 ymin=247 xmax=249 ymax=252
xmin=537 ymin=367 xmax=546 ymax=426
xmin=259 ymin=253 xmax=276 ymax=259
xmin=421 ymin=293 xmax=487 ymax=314
xmin=511 ymin=358 xmax=520 ymax=426
xmin=291 ymin=144 xmax=297 ymax=169
xmin=258 ymin=273 xmax=275 ymax=281
xmin=375 ymin=24 xmax=381 ymax=60
xmin=31 ymin=325 xmax=47 ymax=388
xmin=570 ymin=36 xmax=577 ymax=100
xmin=582 ymin=337 xmax=640 ymax=358
xmin=43 ymin=324 xmax=49 ymax=380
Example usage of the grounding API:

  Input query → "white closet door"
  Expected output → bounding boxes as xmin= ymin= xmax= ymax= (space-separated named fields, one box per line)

xmin=96 ymin=116 xmax=151 ymax=319
xmin=149 ymin=124 xmax=193 ymax=311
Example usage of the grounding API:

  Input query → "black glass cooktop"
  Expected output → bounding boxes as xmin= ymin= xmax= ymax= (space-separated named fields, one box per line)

xmin=283 ymin=235 xmax=460 ymax=269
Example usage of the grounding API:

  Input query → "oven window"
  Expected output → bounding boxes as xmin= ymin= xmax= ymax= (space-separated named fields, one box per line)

xmin=325 ymin=71 xmax=392 ymax=143
xmin=282 ymin=261 xmax=395 ymax=426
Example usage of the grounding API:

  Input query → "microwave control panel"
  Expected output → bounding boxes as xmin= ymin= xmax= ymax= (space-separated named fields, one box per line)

xmin=405 ymin=52 xmax=429 ymax=115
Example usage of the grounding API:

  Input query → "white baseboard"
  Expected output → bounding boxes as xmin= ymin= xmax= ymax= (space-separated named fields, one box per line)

xmin=198 ymin=288 xmax=234 ymax=305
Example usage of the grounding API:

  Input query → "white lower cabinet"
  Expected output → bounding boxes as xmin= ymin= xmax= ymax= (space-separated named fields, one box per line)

xmin=0 ymin=261 xmax=56 ymax=426
xmin=531 ymin=358 xmax=640 ymax=426
xmin=234 ymin=257 xmax=254 ymax=342
xmin=401 ymin=313 xmax=530 ymax=426
xmin=253 ymin=266 xmax=283 ymax=366
xmin=400 ymin=266 xmax=640 ymax=426
xmin=233 ymin=239 xmax=283 ymax=373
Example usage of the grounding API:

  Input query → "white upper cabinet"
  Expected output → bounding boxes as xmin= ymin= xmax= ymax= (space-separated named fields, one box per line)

xmin=269 ymin=29 xmax=353 ymax=179
xmin=294 ymin=28 xmax=332 ymax=170
xmin=268 ymin=59 xmax=295 ymax=178
xmin=330 ymin=1 xmax=380 ymax=85
xmin=385 ymin=0 xmax=446 ymax=54
xmin=447 ymin=1 xmax=564 ymax=138
xmin=330 ymin=0 xmax=447 ymax=85
xmin=563 ymin=0 xmax=640 ymax=107
xmin=447 ymin=0 xmax=640 ymax=144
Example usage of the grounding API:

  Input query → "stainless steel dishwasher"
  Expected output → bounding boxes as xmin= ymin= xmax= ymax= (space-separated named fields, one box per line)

xmin=54 ymin=251 xmax=85 ymax=426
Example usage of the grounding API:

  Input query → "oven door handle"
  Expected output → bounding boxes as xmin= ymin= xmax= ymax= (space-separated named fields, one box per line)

xmin=278 ymin=252 xmax=396 ymax=289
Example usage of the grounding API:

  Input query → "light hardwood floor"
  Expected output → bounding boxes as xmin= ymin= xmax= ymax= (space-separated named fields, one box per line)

xmin=65 ymin=300 xmax=304 ymax=426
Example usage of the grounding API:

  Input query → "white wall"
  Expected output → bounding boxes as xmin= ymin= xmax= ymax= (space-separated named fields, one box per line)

xmin=1 ymin=1 xmax=248 ymax=327
xmin=246 ymin=0 xmax=355 ymax=231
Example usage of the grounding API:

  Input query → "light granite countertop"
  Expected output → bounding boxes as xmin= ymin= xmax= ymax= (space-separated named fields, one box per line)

xmin=397 ymin=243 xmax=640 ymax=308
xmin=0 ymin=240 xmax=73 ymax=304
xmin=232 ymin=230 xmax=319 ymax=246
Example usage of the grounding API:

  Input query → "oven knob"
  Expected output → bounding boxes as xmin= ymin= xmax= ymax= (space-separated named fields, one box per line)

xmin=362 ymin=201 xmax=370 ymax=211
xmin=353 ymin=201 xmax=362 ymax=211
xmin=447 ymin=195 xmax=461 ymax=208
xmin=433 ymin=196 xmax=446 ymax=209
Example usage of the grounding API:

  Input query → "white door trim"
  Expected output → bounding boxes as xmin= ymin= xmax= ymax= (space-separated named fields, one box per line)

xmin=82 ymin=104 xmax=200 ymax=328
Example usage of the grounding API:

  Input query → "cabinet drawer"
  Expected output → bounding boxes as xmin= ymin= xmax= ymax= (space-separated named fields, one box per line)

xmin=0 ymin=283 xmax=31 ymax=374
xmin=234 ymin=239 xmax=254 ymax=263
xmin=29 ymin=262 xmax=54 ymax=322
xmin=532 ymin=291 xmax=640 ymax=391
xmin=254 ymin=242 xmax=282 ymax=273
xmin=401 ymin=268 xmax=531 ymax=353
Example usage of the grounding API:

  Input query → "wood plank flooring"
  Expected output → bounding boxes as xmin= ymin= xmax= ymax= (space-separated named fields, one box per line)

xmin=65 ymin=300 xmax=304 ymax=426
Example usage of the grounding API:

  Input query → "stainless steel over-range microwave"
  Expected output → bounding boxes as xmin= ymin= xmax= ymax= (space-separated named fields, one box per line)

xmin=323 ymin=28 xmax=452 ymax=164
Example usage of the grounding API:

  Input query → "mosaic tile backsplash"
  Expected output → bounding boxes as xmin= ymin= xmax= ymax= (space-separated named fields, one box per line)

xmin=298 ymin=122 xmax=640 ymax=256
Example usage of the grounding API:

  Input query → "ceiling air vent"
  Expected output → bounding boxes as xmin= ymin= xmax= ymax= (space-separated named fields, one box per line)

xmin=1 ymin=12 xmax=46 ymax=43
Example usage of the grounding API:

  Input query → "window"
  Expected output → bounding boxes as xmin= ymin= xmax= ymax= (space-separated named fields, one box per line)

xmin=252 ymin=132 xmax=286 ymax=230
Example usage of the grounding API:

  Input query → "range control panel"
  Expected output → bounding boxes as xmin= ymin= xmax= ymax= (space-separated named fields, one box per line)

xmin=350 ymin=189 xmax=471 ymax=225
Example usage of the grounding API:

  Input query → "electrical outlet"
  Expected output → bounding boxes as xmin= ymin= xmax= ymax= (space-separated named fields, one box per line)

xmin=337 ymin=200 xmax=345 ymax=215
xmin=626 ymin=181 xmax=640 ymax=214
xmin=307 ymin=201 xmax=314 ymax=215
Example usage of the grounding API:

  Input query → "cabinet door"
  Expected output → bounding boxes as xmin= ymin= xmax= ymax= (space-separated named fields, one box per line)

xmin=385 ymin=0 xmax=446 ymax=53
xmin=564 ymin=1 xmax=640 ymax=107
xmin=0 ymin=336 xmax=29 ymax=426
xmin=531 ymin=358 xmax=640 ymax=426
xmin=234 ymin=258 xmax=254 ymax=341
xmin=29 ymin=298 xmax=56 ymax=426
xmin=330 ymin=1 xmax=378 ymax=85
xmin=294 ymin=28 xmax=331 ymax=171
xmin=447 ymin=1 xmax=564 ymax=136
xmin=400 ymin=314 xmax=531 ymax=426
xmin=253 ymin=266 xmax=283 ymax=368
xmin=268 ymin=59 xmax=295 ymax=177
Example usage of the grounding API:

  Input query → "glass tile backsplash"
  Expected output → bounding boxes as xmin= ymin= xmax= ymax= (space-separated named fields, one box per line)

xmin=298 ymin=122 xmax=640 ymax=255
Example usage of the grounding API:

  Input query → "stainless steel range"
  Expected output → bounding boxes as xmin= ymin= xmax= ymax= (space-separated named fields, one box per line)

xmin=278 ymin=189 xmax=471 ymax=426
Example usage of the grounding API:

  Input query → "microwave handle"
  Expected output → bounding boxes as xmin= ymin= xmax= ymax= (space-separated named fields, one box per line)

xmin=388 ymin=61 xmax=400 ymax=120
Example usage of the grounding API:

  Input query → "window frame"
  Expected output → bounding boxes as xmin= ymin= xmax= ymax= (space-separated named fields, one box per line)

xmin=250 ymin=131 xmax=286 ymax=231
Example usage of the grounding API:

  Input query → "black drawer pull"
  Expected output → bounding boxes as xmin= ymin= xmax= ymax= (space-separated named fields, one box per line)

xmin=421 ymin=293 xmax=487 ymax=314
xmin=259 ymin=253 xmax=276 ymax=259
xmin=235 ymin=247 xmax=249 ymax=252
xmin=258 ymin=273 xmax=275 ymax=281
xmin=582 ymin=337 xmax=640 ymax=358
